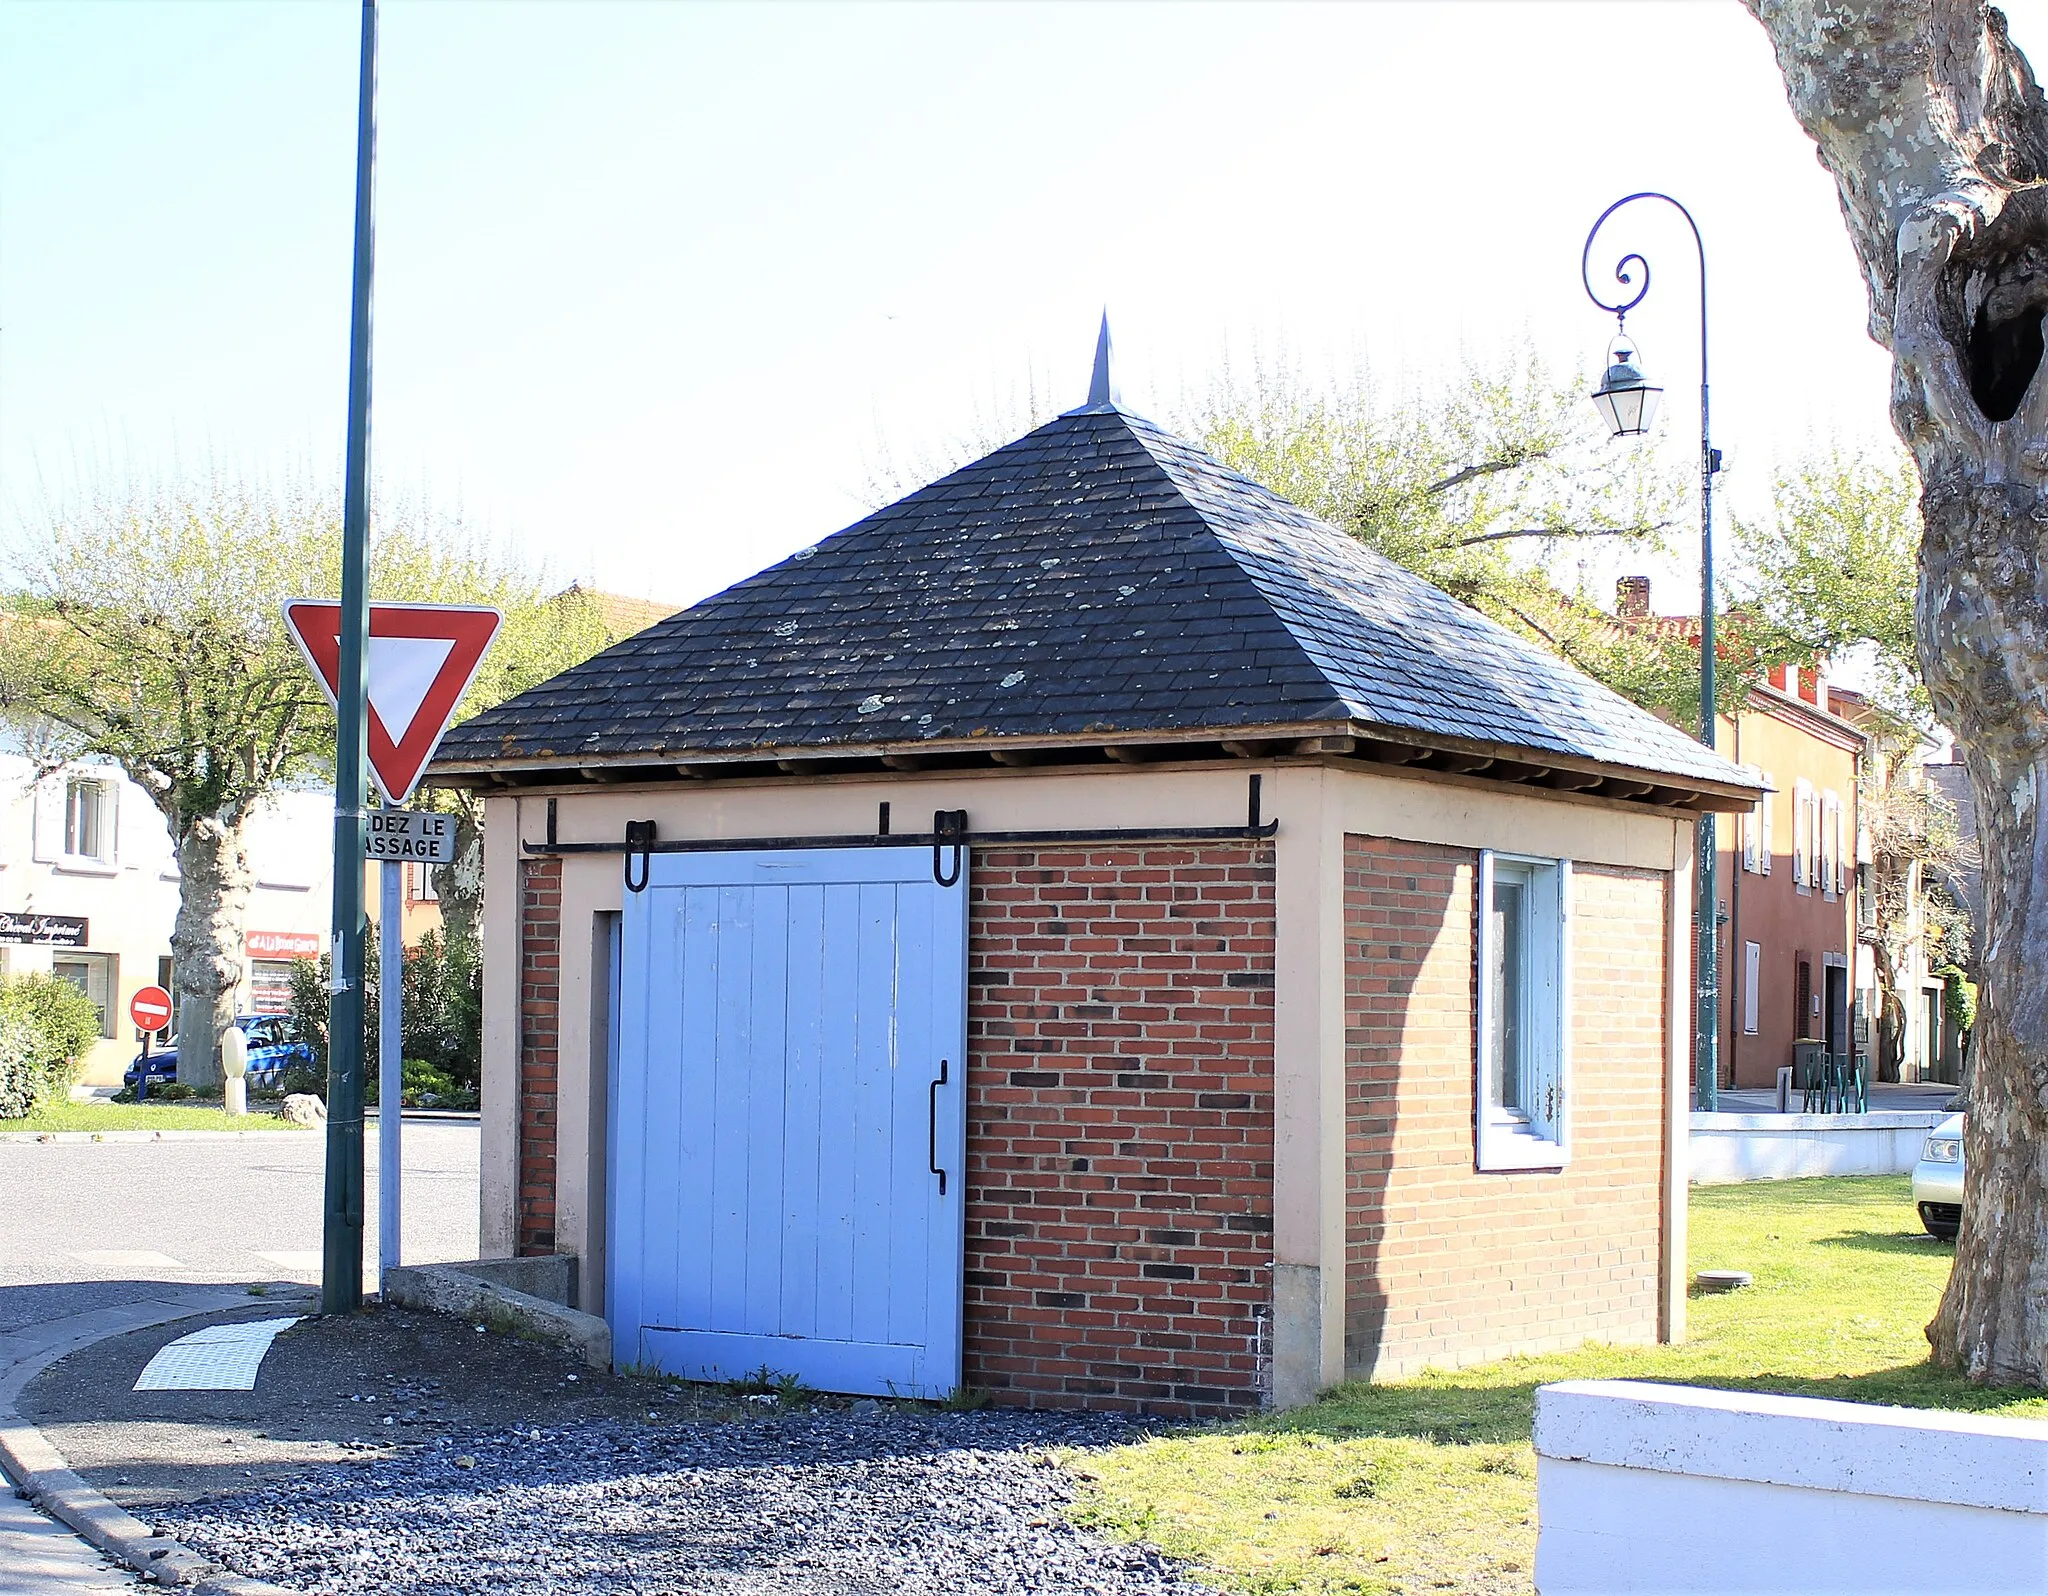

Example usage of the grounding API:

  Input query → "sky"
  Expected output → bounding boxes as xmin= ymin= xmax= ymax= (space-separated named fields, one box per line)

xmin=8 ymin=0 xmax=2048 ymax=615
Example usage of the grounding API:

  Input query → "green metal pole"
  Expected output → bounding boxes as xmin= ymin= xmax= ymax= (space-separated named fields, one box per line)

xmin=1692 ymin=233 xmax=1720 ymax=1116
xmin=322 ymin=0 xmax=378 ymax=1316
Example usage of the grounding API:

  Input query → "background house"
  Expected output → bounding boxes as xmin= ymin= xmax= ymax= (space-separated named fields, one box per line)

xmin=0 ymin=753 xmax=333 ymax=1084
xmin=1613 ymin=582 xmax=1866 ymax=1092
xmin=1719 ymin=664 xmax=1865 ymax=1091
xmin=430 ymin=363 xmax=1760 ymax=1412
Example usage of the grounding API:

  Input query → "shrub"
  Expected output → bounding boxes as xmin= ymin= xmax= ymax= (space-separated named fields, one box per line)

xmin=0 ymin=974 xmax=103 ymax=1118
xmin=287 ymin=929 xmax=480 ymax=1093
xmin=400 ymin=932 xmax=481 ymax=1090
xmin=0 ymin=1015 xmax=42 ymax=1120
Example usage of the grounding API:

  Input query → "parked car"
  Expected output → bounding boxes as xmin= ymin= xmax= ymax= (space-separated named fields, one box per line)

xmin=124 ymin=1014 xmax=314 ymax=1091
xmin=1911 ymin=1112 xmax=1964 ymax=1240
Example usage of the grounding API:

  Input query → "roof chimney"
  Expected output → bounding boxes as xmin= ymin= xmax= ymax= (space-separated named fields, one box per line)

xmin=1616 ymin=575 xmax=1651 ymax=619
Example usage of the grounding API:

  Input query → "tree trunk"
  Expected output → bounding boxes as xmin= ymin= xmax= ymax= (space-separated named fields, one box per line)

xmin=1921 ymin=481 xmax=2048 ymax=1377
xmin=1746 ymin=0 xmax=2048 ymax=1382
xmin=169 ymin=815 xmax=253 ymax=1090
xmin=1877 ymin=988 xmax=1906 ymax=1084
xmin=431 ymin=795 xmax=483 ymax=955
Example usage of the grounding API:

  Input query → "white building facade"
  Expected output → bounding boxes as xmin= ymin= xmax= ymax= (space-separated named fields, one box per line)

xmin=0 ymin=756 xmax=333 ymax=1085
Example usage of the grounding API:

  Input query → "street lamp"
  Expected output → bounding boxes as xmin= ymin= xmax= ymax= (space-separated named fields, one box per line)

xmin=1582 ymin=191 xmax=1724 ymax=1113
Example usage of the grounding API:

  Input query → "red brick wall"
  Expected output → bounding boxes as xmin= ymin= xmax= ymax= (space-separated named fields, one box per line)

xmin=517 ymin=856 xmax=561 ymax=1257
xmin=965 ymin=845 xmax=1276 ymax=1416
xmin=1343 ymin=835 xmax=1668 ymax=1378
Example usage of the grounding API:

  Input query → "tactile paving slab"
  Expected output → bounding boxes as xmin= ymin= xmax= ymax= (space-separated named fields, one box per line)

xmin=133 ymin=1317 xmax=302 ymax=1392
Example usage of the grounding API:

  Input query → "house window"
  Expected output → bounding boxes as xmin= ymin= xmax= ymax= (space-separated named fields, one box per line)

xmin=1743 ymin=941 xmax=1761 ymax=1035
xmin=64 ymin=778 xmax=114 ymax=865
xmin=53 ymin=951 xmax=117 ymax=1039
xmin=1795 ymin=959 xmax=1813 ymax=1041
xmin=408 ymin=863 xmax=439 ymax=902
xmin=1476 ymin=851 xmax=1570 ymax=1172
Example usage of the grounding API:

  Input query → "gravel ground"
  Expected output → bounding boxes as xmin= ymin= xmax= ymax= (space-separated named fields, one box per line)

xmin=153 ymin=1406 xmax=1215 ymax=1596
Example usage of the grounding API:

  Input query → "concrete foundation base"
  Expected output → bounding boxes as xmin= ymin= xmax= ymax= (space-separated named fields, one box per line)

xmin=382 ymin=1257 xmax=610 ymax=1370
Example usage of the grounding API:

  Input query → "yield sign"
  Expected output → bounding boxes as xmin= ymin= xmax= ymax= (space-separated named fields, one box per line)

xmin=283 ymin=600 xmax=503 ymax=805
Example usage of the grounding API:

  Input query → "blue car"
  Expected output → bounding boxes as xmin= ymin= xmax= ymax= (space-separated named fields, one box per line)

xmin=125 ymin=1014 xmax=314 ymax=1091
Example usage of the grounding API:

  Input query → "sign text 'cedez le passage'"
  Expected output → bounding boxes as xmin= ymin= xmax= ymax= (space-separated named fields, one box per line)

xmin=365 ymin=808 xmax=458 ymax=864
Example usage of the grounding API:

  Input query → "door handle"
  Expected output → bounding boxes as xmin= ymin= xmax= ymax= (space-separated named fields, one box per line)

xmin=928 ymin=1059 xmax=950 ymax=1196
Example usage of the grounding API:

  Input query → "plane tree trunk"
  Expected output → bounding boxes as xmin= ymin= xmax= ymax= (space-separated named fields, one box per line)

xmin=166 ymin=813 xmax=254 ymax=1090
xmin=1747 ymin=0 xmax=2048 ymax=1382
xmin=430 ymin=792 xmax=484 ymax=956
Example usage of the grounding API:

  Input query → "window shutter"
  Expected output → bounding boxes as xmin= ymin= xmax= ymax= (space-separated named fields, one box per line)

xmin=1543 ymin=859 xmax=1573 ymax=1146
xmin=30 ymin=777 xmax=62 ymax=863
xmin=1759 ymin=773 xmax=1774 ymax=874
xmin=1822 ymin=792 xmax=1840 ymax=896
xmin=1793 ymin=780 xmax=1812 ymax=883
xmin=1818 ymin=790 xmax=1835 ymax=893
xmin=103 ymin=779 xmax=120 ymax=867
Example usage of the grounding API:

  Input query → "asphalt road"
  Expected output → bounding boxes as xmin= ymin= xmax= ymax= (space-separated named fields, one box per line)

xmin=0 ymin=1120 xmax=479 ymax=1590
xmin=0 ymin=1120 xmax=481 ymax=1332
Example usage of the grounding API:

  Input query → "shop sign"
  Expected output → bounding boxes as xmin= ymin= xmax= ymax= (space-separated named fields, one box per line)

xmin=247 ymin=930 xmax=322 ymax=960
xmin=0 ymin=912 xmax=88 ymax=948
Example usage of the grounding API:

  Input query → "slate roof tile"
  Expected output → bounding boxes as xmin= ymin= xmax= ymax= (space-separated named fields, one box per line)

xmin=435 ymin=406 xmax=1753 ymax=791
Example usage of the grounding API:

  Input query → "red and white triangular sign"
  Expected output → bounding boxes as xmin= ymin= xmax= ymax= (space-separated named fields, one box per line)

xmin=283 ymin=600 xmax=503 ymax=806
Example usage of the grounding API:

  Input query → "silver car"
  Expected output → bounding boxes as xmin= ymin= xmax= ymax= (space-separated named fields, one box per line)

xmin=1912 ymin=1112 xmax=1964 ymax=1241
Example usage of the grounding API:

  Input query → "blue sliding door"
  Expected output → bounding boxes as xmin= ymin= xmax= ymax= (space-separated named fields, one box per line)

xmin=610 ymin=847 xmax=968 ymax=1398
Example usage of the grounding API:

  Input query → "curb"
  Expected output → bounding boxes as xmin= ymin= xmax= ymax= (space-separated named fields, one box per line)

xmin=0 ymin=1130 xmax=315 ymax=1144
xmin=3 ymin=1111 xmax=479 ymax=1144
xmin=0 ymin=1291 xmax=312 ymax=1593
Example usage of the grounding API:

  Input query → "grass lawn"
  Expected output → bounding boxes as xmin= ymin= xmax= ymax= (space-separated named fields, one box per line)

xmin=0 ymin=1100 xmax=305 ymax=1132
xmin=1068 ymin=1176 xmax=2048 ymax=1596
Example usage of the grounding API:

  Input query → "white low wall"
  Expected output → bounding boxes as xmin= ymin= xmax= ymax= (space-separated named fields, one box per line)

xmin=1535 ymin=1379 xmax=2048 ymax=1595
xmin=1688 ymin=1111 xmax=1946 ymax=1183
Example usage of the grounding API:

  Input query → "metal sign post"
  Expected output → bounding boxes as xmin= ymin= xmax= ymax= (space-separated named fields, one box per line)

xmin=368 ymin=807 xmax=454 ymax=1277
xmin=379 ymin=851 xmax=402 ymax=1273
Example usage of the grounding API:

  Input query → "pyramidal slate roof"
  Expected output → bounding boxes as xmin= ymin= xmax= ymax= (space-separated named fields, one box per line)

xmin=433 ymin=404 xmax=1755 ymax=799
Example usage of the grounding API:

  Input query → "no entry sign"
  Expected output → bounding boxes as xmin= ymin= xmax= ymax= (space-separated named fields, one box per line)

xmin=130 ymin=985 xmax=174 ymax=1033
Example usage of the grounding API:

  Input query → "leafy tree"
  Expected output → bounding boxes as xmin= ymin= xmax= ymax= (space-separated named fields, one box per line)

xmin=1734 ymin=447 xmax=1927 ymax=725
xmin=0 ymin=476 xmax=610 ymax=1086
xmin=1190 ymin=350 xmax=1772 ymax=722
xmin=1746 ymin=0 xmax=2048 ymax=1380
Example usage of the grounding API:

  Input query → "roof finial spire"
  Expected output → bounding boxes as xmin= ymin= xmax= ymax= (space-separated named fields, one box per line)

xmin=1065 ymin=310 xmax=1122 ymax=415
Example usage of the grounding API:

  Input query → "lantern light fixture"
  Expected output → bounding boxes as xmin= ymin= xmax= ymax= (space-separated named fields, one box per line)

xmin=1591 ymin=335 xmax=1662 ymax=438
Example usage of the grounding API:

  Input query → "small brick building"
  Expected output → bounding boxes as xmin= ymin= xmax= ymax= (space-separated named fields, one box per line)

xmin=431 ymin=350 xmax=1759 ymax=1415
